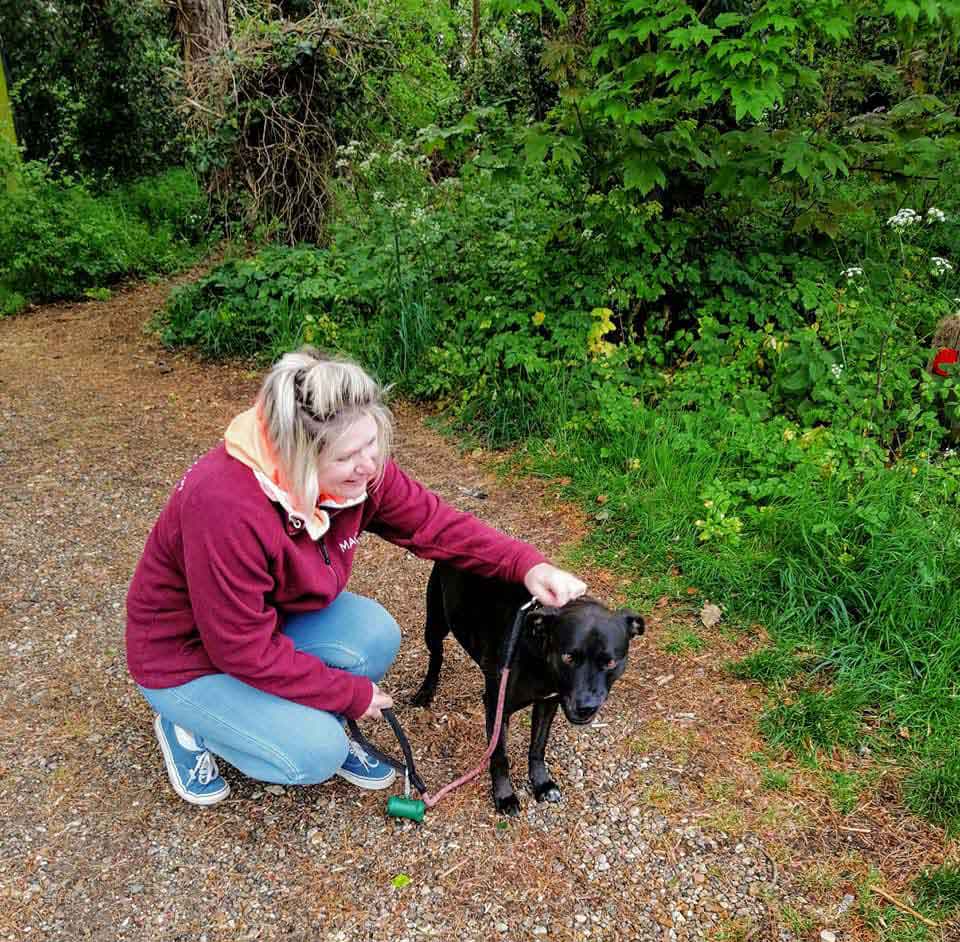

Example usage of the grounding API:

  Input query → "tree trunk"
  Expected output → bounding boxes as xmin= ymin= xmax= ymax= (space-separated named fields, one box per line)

xmin=172 ymin=0 xmax=231 ymax=95
xmin=0 ymin=49 xmax=17 ymax=150
xmin=470 ymin=0 xmax=480 ymax=59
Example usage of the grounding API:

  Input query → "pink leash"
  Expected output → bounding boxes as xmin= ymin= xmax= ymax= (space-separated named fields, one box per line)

xmin=421 ymin=664 xmax=513 ymax=809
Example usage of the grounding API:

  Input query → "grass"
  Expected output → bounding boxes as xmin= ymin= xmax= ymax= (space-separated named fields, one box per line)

xmin=662 ymin=627 xmax=707 ymax=655
xmin=904 ymin=754 xmax=960 ymax=834
xmin=826 ymin=769 xmax=871 ymax=815
xmin=758 ymin=686 xmax=866 ymax=757
xmin=725 ymin=647 xmax=805 ymax=685
xmin=759 ymin=768 xmax=792 ymax=791
xmin=777 ymin=903 xmax=815 ymax=937
xmin=913 ymin=863 xmax=960 ymax=914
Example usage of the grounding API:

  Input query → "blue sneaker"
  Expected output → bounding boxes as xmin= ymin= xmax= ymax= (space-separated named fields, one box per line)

xmin=153 ymin=714 xmax=230 ymax=806
xmin=335 ymin=738 xmax=396 ymax=790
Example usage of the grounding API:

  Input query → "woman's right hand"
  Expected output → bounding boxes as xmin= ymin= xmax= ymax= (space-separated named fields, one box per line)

xmin=359 ymin=683 xmax=394 ymax=721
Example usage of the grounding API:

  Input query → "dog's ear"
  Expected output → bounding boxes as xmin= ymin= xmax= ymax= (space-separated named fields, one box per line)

xmin=526 ymin=606 xmax=562 ymax=638
xmin=620 ymin=610 xmax=645 ymax=639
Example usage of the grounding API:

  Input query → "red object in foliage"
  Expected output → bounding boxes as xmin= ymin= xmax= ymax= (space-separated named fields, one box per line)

xmin=933 ymin=347 xmax=959 ymax=377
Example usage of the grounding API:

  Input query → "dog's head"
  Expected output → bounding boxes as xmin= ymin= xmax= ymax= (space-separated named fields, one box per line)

xmin=527 ymin=598 xmax=644 ymax=725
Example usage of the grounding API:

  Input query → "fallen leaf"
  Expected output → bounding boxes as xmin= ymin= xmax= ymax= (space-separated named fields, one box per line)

xmin=655 ymin=596 xmax=669 ymax=608
xmin=700 ymin=603 xmax=723 ymax=629
xmin=686 ymin=587 xmax=699 ymax=596
xmin=898 ymin=726 xmax=911 ymax=740
xmin=596 ymin=494 xmax=608 ymax=504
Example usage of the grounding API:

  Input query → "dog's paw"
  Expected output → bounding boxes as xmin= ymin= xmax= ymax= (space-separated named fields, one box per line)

xmin=495 ymin=793 xmax=521 ymax=816
xmin=533 ymin=780 xmax=562 ymax=803
xmin=408 ymin=687 xmax=434 ymax=707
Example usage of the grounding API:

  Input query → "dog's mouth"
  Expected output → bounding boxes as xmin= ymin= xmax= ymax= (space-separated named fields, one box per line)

xmin=561 ymin=700 xmax=601 ymax=726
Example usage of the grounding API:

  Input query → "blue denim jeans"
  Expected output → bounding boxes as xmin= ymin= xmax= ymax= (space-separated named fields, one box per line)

xmin=138 ymin=592 xmax=401 ymax=785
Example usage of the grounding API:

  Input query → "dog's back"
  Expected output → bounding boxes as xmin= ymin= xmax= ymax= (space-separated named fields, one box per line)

xmin=411 ymin=563 xmax=527 ymax=705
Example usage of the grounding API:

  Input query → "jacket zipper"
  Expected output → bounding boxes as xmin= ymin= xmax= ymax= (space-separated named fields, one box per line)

xmin=319 ymin=538 xmax=331 ymax=565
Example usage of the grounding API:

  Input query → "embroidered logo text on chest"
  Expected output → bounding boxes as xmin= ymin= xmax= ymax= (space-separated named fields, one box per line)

xmin=338 ymin=534 xmax=363 ymax=553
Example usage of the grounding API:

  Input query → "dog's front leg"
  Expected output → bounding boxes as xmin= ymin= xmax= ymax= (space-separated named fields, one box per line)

xmin=484 ymin=676 xmax=519 ymax=815
xmin=529 ymin=699 xmax=562 ymax=803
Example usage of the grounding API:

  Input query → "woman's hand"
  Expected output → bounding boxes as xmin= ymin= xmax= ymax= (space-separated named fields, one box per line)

xmin=360 ymin=683 xmax=394 ymax=721
xmin=523 ymin=563 xmax=587 ymax=608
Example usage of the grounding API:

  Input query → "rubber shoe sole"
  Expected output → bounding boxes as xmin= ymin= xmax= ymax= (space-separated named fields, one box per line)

xmin=153 ymin=714 xmax=230 ymax=807
xmin=335 ymin=764 xmax=397 ymax=790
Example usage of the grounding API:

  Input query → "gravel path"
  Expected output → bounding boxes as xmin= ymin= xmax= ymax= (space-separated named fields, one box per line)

xmin=0 ymin=276 xmax=952 ymax=942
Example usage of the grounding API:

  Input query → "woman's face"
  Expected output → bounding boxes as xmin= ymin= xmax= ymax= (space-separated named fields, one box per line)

xmin=316 ymin=414 xmax=379 ymax=500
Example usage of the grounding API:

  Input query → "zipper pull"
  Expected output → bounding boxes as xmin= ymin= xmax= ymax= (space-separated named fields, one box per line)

xmin=319 ymin=538 xmax=331 ymax=565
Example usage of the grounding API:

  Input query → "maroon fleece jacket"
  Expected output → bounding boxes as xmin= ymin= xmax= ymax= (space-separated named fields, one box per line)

xmin=126 ymin=444 xmax=546 ymax=719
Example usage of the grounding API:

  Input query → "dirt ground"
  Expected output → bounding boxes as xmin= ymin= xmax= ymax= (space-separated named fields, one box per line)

xmin=0 ymin=275 xmax=955 ymax=942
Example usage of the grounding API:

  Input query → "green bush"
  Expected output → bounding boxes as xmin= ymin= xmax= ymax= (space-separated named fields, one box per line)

xmin=0 ymin=157 xmax=210 ymax=303
xmin=118 ymin=169 xmax=208 ymax=242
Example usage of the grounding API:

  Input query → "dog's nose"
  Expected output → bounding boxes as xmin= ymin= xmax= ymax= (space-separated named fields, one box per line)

xmin=573 ymin=705 xmax=598 ymax=722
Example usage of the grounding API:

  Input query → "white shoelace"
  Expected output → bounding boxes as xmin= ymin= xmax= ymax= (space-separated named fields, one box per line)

xmin=346 ymin=739 xmax=379 ymax=771
xmin=186 ymin=750 xmax=220 ymax=786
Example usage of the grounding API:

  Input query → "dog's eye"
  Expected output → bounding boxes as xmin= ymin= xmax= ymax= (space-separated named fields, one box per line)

xmin=605 ymin=658 xmax=618 ymax=670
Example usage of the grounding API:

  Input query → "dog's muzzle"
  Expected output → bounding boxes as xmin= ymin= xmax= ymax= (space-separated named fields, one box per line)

xmin=562 ymin=700 xmax=602 ymax=725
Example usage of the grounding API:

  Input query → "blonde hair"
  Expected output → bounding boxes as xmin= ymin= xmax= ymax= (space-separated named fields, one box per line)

xmin=259 ymin=347 xmax=393 ymax=512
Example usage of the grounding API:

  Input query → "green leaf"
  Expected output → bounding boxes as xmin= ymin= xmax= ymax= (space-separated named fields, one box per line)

xmin=392 ymin=874 xmax=411 ymax=889
xmin=623 ymin=153 xmax=666 ymax=193
xmin=883 ymin=0 xmax=921 ymax=21
xmin=714 ymin=12 xmax=745 ymax=28
xmin=524 ymin=129 xmax=552 ymax=164
xmin=781 ymin=137 xmax=813 ymax=179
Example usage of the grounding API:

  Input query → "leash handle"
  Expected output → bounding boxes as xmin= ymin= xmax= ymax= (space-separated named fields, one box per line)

xmin=345 ymin=710 xmax=427 ymax=795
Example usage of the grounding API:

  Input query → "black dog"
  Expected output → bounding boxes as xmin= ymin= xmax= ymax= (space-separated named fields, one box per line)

xmin=411 ymin=562 xmax=644 ymax=814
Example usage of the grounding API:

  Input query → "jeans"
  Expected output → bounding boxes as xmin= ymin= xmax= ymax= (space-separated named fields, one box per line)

xmin=138 ymin=592 xmax=401 ymax=785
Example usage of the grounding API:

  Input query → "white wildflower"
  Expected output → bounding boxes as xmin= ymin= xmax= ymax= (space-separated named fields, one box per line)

xmin=931 ymin=256 xmax=954 ymax=276
xmin=841 ymin=266 xmax=863 ymax=279
xmin=335 ymin=158 xmax=349 ymax=170
xmin=887 ymin=208 xmax=921 ymax=230
xmin=582 ymin=228 xmax=594 ymax=241
xmin=372 ymin=190 xmax=384 ymax=203
xmin=831 ymin=363 xmax=844 ymax=380
xmin=927 ymin=207 xmax=947 ymax=223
